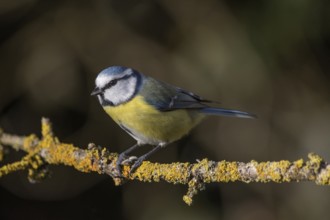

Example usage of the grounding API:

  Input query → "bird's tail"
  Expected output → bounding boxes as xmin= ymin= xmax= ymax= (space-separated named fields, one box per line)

xmin=200 ymin=107 xmax=256 ymax=119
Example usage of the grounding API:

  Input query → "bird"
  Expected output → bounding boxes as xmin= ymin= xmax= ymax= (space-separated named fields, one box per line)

xmin=91 ymin=66 xmax=255 ymax=175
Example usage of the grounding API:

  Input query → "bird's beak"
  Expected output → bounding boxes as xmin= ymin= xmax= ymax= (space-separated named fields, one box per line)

xmin=91 ymin=87 xmax=102 ymax=96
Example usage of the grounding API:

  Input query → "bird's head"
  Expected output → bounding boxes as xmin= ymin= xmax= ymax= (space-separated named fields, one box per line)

xmin=91 ymin=66 xmax=142 ymax=106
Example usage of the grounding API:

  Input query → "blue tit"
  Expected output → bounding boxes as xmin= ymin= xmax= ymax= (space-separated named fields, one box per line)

xmin=91 ymin=66 xmax=255 ymax=174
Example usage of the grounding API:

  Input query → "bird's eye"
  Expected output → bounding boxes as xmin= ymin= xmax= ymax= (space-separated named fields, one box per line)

xmin=109 ymin=79 xmax=117 ymax=86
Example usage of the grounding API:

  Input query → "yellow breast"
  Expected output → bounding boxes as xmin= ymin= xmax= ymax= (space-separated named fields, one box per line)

xmin=103 ymin=95 xmax=204 ymax=144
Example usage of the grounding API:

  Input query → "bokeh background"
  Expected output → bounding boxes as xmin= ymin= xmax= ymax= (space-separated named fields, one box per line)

xmin=1 ymin=0 xmax=330 ymax=219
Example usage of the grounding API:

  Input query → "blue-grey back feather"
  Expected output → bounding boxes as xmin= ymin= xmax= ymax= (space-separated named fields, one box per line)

xmin=140 ymin=75 xmax=256 ymax=118
xmin=140 ymin=76 xmax=211 ymax=111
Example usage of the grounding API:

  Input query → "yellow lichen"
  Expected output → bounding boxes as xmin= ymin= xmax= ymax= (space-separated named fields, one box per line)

xmin=121 ymin=165 xmax=131 ymax=178
xmin=190 ymin=159 xmax=209 ymax=181
xmin=278 ymin=160 xmax=291 ymax=182
xmin=133 ymin=161 xmax=152 ymax=182
xmin=1 ymin=118 xmax=330 ymax=206
xmin=41 ymin=118 xmax=53 ymax=137
xmin=227 ymin=161 xmax=240 ymax=182
xmin=22 ymin=134 xmax=38 ymax=151
xmin=294 ymin=159 xmax=304 ymax=168
xmin=0 ymin=157 xmax=29 ymax=177
xmin=316 ymin=166 xmax=330 ymax=185
xmin=162 ymin=162 xmax=189 ymax=184
xmin=255 ymin=160 xmax=292 ymax=183
xmin=183 ymin=195 xmax=193 ymax=206
xmin=214 ymin=161 xmax=226 ymax=182
xmin=308 ymin=153 xmax=323 ymax=171
xmin=29 ymin=154 xmax=44 ymax=169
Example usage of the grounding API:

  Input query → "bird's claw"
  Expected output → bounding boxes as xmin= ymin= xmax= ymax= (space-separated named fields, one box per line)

xmin=122 ymin=156 xmax=138 ymax=165
xmin=115 ymin=153 xmax=127 ymax=178
xmin=129 ymin=158 xmax=144 ymax=175
xmin=116 ymin=153 xmax=139 ymax=177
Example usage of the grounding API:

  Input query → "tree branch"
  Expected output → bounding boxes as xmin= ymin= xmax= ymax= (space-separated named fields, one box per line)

xmin=0 ymin=118 xmax=329 ymax=205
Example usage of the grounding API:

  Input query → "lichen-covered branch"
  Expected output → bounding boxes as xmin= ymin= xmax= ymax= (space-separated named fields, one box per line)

xmin=0 ymin=118 xmax=329 ymax=205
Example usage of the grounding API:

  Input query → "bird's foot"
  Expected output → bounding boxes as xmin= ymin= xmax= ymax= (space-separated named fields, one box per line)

xmin=129 ymin=156 xmax=147 ymax=175
xmin=115 ymin=152 xmax=127 ymax=177
xmin=129 ymin=144 xmax=164 ymax=175
xmin=122 ymin=156 xmax=138 ymax=165
xmin=115 ymin=153 xmax=138 ymax=177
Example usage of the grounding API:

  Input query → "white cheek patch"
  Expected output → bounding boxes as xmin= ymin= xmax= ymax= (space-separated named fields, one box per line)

xmin=103 ymin=76 xmax=138 ymax=105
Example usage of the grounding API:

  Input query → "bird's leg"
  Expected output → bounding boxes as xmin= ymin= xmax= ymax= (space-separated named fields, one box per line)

xmin=130 ymin=143 xmax=165 ymax=174
xmin=116 ymin=143 xmax=141 ymax=176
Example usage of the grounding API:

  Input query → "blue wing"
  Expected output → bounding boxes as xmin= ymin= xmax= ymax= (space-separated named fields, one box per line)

xmin=200 ymin=108 xmax=256 ymax=118
xmin=140 ymin=76 xmax=256 ymax=118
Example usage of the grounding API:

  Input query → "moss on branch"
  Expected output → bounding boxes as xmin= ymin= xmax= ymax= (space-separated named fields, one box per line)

xmin=0 ymin=118 xmax=329 ymax=205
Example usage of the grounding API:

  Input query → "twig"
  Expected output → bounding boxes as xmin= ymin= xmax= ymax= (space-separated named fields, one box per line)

xmin=0 ymin=118 xmax=329 ymax=205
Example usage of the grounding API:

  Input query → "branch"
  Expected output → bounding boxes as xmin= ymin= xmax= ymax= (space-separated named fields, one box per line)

xmin=0 ymin=118 xmax=329 ymax=205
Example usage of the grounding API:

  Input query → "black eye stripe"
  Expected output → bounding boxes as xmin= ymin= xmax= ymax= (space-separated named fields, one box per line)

xmin=104 ymin=79 xmax=118 ymax=90
xmin=103 ymin=74 xmax=132 ymax=90
xmin=109 ymin=79 xmax=117 ymax=86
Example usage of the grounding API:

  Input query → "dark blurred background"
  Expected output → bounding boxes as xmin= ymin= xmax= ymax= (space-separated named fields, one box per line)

xmin=0 ymin=0 xmax=330 ymax=219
